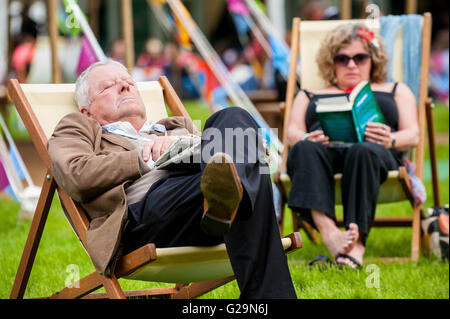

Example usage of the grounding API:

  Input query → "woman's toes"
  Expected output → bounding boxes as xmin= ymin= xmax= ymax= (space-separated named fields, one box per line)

xmin=336 ymin=256 xmax=357 ymax=268
xmin=344 ymin=223 xmax=359 ymax=248
xmin=348 ymin=223 xmax=359 ymax=235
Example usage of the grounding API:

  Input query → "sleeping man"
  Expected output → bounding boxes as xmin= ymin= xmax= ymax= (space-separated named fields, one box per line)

xmin=48 ymin=60 xmax=297 ymax=299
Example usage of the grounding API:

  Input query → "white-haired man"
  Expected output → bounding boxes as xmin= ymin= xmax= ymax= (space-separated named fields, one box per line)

xmin=48 ymin=60 xmax=296 ymax=298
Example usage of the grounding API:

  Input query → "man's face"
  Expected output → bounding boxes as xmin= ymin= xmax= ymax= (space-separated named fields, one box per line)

xmin=81 ymin=64 xmax=146 ymax=128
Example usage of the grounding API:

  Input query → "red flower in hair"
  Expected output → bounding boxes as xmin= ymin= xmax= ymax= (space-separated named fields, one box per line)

xmin=357 ymin=27 xmax=380 ymax=48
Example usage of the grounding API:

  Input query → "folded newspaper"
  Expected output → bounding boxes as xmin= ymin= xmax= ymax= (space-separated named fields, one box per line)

xmin=154 ymin=135 xmax=201 ymax=169
xmin=154 ymin=135 xmax=273 ymax=169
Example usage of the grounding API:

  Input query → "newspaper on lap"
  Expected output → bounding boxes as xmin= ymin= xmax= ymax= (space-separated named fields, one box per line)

xmin=155 ymin=135 xmax=201 ymax=169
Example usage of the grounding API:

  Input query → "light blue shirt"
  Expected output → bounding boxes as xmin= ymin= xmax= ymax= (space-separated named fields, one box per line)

xmin=102 ymin=120 xmax=167 ymax=169
xmin=102 ymin=120 xmax=167 ymax=142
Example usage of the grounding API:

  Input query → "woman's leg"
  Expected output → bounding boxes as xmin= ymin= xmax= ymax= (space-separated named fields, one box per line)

xmin=338 ymin=142 xmax=401 ymax=266
xmin=287 ymin=141 xmax=358 ymax=260
xmin=287 ymin=141 xmax=336 ymax=222
xmin=311 ymin=210 xmax=359 ymax=259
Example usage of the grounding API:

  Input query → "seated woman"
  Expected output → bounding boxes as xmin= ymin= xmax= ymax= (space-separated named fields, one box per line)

xmin=286 ymin=23 xmax=418 ymax=268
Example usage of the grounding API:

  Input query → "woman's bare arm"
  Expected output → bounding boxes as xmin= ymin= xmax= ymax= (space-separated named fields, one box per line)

xmin=287 ymin=91 xmax=310 ymax=147
xmin=393 ymin=82 xmax=419 ymax=151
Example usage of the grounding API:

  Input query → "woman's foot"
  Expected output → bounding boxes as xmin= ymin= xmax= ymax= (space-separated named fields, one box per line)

xmin=311 ymin=211 xmax=360 ymax=263
xmin=335 ymin=238 xmax=365 ymax=268
xmin=321 ymin=222 xmax=359 ymax=258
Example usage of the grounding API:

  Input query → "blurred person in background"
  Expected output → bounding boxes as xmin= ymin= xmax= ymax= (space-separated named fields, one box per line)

xmin=10 ymin=2 xmax=38 ymax=83
xmin=429 ymin=28 xmax=449 ymax=106
xmin=300 ymin=0 xmax=339 ymax=21
xmin=108 ymin=38 xmax=126 ymax=66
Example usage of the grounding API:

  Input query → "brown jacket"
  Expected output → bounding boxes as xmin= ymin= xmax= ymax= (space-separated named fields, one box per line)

xmin=48 ymin=112 xmax=199 ymax=275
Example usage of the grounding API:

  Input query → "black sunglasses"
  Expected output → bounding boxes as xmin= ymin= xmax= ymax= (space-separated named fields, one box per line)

xmin=333 ymin=53 xmax=371 ymax=66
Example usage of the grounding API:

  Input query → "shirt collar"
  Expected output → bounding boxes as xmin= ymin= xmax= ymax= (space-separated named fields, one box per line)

xmin=102 ymin=120 xmax=166 ymax=140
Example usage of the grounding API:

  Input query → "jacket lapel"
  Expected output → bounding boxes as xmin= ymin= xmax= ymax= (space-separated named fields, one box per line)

xmin=102 ymin=130 xmax=136 ymax=151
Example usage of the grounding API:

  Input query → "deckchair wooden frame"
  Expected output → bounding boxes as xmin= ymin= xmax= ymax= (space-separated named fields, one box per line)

xmin=8 ymin=76 xmax=302 ymax=299
xmin=275 ymin=13 xmax=432 ymax=262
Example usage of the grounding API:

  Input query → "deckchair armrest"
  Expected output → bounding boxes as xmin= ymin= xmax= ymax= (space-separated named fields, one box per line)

xmin=114 ymin=244 xmax=157 ymax=277
xmin=284 ymin=232 xmax=302 ymax=253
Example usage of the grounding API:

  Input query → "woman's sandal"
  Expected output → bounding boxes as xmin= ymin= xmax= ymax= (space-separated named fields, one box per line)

xmin=335 ymin=253 xmax=363 ymax=270
xmin=308 ymin=255 xmax=335 ymax=271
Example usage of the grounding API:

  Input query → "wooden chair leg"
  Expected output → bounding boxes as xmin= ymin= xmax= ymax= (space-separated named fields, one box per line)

xmin=299 ymin=219 xmax=322 ymax=245
xmin=411 ymin=204 xmax=422 ymax=262
xmin=82 ymin=287 xmax=177 ymax=299
xmin=10 ymin=172 xmax=56 ymax=299
xmin=50 ymin=272 xmax=127 ymax=299
xmin=172 ymin=276 xmax=235 ymax=299
xmin=50 ymin=271 xmax=104 ymax=299
xmin=99 ymin=274 xmax=126 ymax=299
xmin=290 ymin=209 xmax=322 ymax=245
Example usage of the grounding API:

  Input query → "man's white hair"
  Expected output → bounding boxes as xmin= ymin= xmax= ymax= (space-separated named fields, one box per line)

xmin=74 ymin=59 xmax=129 ymax=110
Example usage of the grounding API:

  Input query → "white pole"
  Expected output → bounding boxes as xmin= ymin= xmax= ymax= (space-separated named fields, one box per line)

xmin=0 ymin=113 xmax=34 ymax=187
xmin=147 ymin=0 xmax=173 ymax=36
xmin=245 ymin=0 xmax=284 ymax=43
xmin=67 ymin=0 xmax=107 ymax=61
xmin=147 ymin=0 xmax=206 ymax=100
xmin=267 ymin=0 xmax=286 ymax=39
xmin=0 ymin=137 xmax=22 ymax=196
xmin=244 ymin=15 xmax=272 ymax=58
xmin=0 ymin=0 xmax=7 ymax=87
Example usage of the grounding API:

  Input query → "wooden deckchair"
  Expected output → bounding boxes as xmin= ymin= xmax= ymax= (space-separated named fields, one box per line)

xmin=8 ymin=76 xmax=302 ymax=299
xmin=275 ymin=14 xmax=432 ymax=262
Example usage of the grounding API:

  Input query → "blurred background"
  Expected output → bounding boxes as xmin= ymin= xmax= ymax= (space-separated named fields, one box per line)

xmin=0 ymin=1 xmax=448 ymax=299
xmin=1 ymin=1 xmax=448 ymax=94
xmin=0 ymin=0 xmax=448 ymax=206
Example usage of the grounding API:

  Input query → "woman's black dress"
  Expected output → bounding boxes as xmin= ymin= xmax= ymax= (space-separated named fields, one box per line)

xmin=287 ymin=84 xmax=404 ymax=243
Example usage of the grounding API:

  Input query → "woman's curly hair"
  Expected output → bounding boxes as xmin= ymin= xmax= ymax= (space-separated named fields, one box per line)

xmin=316 ymin=23 xmax=389 ymax=86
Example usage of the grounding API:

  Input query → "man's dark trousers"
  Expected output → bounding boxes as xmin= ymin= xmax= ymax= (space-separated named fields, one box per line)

xmin=123 ymin=107 xmax=297 ymax=299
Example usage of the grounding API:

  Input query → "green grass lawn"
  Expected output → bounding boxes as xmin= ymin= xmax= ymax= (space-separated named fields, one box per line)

xmin=0 ymin=101 xmax=448 ymax=299
xmin=433 ymin=102 xmax=450 ymax=133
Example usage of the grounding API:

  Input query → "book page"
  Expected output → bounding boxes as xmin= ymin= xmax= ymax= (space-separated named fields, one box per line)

xmin=316 ymin=96 xmax=351 ymax=112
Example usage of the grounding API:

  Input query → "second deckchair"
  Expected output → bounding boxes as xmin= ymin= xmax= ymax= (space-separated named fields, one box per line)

xmin=8 ymin=76 xmax=302 ymax=299
xmin=276 ymin=14 xmax=432 ymax=262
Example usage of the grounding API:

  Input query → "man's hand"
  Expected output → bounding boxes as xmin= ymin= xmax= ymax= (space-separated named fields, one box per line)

xmin=142 ymin=136 xmax=177 ymax=162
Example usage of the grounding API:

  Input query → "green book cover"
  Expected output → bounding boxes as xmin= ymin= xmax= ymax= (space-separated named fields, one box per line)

xmin=316 ymin=81 xmax=386 ymax=144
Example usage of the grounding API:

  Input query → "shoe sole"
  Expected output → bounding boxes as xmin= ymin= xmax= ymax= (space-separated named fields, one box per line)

xmin=200 ymin=153 xmax=243 ymax=236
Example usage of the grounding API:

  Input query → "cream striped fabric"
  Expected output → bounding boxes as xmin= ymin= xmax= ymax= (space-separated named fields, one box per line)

xmin=19 ymin=81 xmax=167 ymax=140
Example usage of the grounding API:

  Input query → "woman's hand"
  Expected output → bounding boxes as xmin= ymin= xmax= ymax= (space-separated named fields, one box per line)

xmin=364 ymin=122 xmax=392 ymax=148
xmin=142 ymin=136 xmax=177 ymax=162
xmin=303 ymin=130 xmax=330 ymax=147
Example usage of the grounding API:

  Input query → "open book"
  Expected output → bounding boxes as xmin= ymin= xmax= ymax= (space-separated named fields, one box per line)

xmin=316 ymin=81 xmax=387 ymax=144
